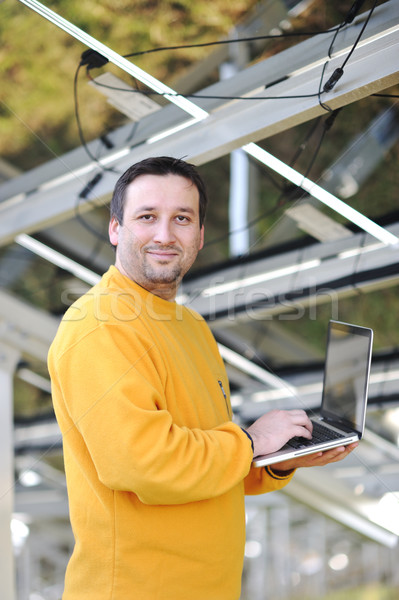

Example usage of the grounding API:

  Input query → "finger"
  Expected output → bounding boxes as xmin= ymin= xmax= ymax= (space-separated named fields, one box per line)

xmin=347 ymin=442 xmax=359 ymax=451
xmin=290 ymin=409 xmax=308 ymax=417
xmin=290 ymin=410 xmax=313 ymax=435
xmin=291 ymin=409 xmax=311 ymax=423
xmin=297 ymin=425 xmax=313 ymax=439
xmin=314 ymin=444 xmax=356 ymax=465
xmin=326 ymin=443 xmax=358 ymax=458
xmin=313 ymin=441 xmax=358 ymax=460
xmin=301 ymin=447 xmax=345 ymax=466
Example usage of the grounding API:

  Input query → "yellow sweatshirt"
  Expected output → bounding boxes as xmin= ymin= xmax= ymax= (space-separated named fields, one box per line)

xmin=48 ymin=266 xmax=294 ymax=600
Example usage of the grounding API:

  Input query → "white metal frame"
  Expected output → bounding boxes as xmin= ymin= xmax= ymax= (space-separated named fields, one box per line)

xmin=1 ymin=2 xmax=398 ymax=246
xmin=0 ymin=1 xmax=398 ymax=574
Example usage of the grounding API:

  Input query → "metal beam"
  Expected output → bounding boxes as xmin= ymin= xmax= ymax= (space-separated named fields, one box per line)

xmin=180 ymin=224 xmax=399 ymax=322
xmin=283 ymin=466 xmax=399 ymax=547
xmin=264 ymin=105 xmax=399 ymax=247
xmin=169 ymin=0 xmax=290 ymax=94
xmin=17 ymin=0 xmax=207 ymax=121
xmin=33 ymin=216 xmax=114 ymax=275
xmin=0 ymin=3 xmax=398 ymax=244
xmin=3 ymin=0 xmax=389 ymax=205
xmin=2 ymin=0 xmax=396 ymax=206
xmin=0 ymin=289 xmax=60 ymax=362
xmin=235 ymin=355 xmax=399 ymax=419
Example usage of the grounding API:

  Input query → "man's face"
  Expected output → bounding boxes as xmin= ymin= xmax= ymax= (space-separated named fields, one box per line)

xmin=109 ymin=173 xmax=204 ymax=300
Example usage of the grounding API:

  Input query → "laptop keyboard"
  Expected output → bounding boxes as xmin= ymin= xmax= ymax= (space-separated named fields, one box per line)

xmin=287 ymin=420 xmax=346 ymax=449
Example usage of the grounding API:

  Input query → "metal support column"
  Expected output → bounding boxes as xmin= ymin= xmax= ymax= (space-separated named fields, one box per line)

xmin=220 ymin=47 xmax=253 ymax=257
xmin=0 ymin=342 xmax=20 ymax=600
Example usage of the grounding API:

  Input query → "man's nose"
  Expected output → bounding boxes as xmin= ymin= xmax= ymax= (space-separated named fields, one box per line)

xmin=153 ymin=219 xmax=176 ymax=244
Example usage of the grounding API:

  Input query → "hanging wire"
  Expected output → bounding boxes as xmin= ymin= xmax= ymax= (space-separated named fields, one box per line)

xmin=319 ymin=0 xmax=379 ymax=102
xmin=203 ymin=107 xmax=342 ymax=251
xmin=87 ymin=71 xmax=321 ymax=103
xmin=122 ymin=26 xmax=343 ymax=59
xmin=74 ymin=0 xmax=384 ymax=254
xmin=74 ymin=62 xmax=119 ymax=173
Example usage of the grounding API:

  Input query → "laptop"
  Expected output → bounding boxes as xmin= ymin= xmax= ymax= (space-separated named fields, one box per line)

xmin=253 ymin=320 xmax=373 ymax=468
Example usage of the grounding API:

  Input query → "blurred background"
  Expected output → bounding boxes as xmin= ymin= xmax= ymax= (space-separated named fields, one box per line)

xmin=1 ymin=1 xmax=399 ymax=598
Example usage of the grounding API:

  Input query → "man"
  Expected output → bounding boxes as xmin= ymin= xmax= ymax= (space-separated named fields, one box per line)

xmin=48 ymin=156 xmax=357 ymax=600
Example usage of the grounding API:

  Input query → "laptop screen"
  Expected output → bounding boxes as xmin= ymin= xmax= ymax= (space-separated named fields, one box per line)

xmin=321 ymin=320 xmax=373 ymax=434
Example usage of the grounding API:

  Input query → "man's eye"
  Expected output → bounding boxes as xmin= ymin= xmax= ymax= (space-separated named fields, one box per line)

xmin=176 ymin=215 xmax=189 ymax=222
xmin=139 ymin=214 xmax=154 ymax=221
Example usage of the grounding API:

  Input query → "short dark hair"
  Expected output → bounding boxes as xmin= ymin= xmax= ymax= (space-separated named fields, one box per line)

xmin=110 ymin=156 xmax=208 ymax=228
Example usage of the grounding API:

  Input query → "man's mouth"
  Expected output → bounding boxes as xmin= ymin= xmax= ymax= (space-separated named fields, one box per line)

xmin=145 ymin=248 xmax=180 ymax=260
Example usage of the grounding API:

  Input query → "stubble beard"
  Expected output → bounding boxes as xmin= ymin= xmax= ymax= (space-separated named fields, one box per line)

xmin=117 ymin=241 xmax=198 ymax=296
xmin=142 ymin=259 xmax=182 ymax=285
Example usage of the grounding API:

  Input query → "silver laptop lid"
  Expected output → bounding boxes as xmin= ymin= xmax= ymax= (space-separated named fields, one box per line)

xmin=320 ymin=320 xmax=373 ymax=437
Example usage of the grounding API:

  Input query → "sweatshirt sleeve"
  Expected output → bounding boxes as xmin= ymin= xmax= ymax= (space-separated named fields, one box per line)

xmin=50 ymin=321 xmax=254 ymax=506
xmin=244 ymin=464 xmax=296 ymax=495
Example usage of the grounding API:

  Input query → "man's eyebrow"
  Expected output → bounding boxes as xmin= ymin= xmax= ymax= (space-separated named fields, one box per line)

xmin=134 ymin=206 xmax=196 ymax=214
xmin=175 ymin=206 xmax=196 ymax=214
xmin=134 ymin=206 xmax=156 ymax=213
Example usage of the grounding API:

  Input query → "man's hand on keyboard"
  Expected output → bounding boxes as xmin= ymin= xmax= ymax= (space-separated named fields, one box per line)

xmin=247 ymin=409 xmax=313 ymax=457
xmin=271 ymin=441 xmax=359 ymax=472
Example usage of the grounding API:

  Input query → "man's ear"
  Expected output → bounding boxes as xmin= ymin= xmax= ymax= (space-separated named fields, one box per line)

xmin=109 ymin=217 xmax=120 ymax=246
xmin=199 ymin=225 xmax=205 ymax=250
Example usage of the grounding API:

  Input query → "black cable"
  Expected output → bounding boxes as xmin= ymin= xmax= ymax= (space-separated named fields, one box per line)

xmin=327 ymin=0 xmax=368 ymax=59
xmin=203 ymin=180 xmax=292 ymax=250
xmin=341 ymin=0 xmax=378 ymax=70
xmin=202 ymin=200 xmax=282 ymax=250
xmin=78 ymin=0 xmax=383 ymax=111
xmin=288 ymin=109 xmax=340 ymax=177
xmin=203 ymin=178 xmax=308 ymax=251
xmin=301 ymin=125 xmax=328 ymax=180
xmin=75 ymin=172 xmax=110 ymax=243
xmin=10 ymin=261 xmax=68 ymax=311
xmin=80 ymin=48 xmax=109 ymax=70
xmin=73 ymin=2 xmax=377 ymax=254
xmin=322 ymin=67 xmax=344 ymax=94
xmin=83 ymin=0 xmax=381 ymax=107
xmin=202 ymin=152 xmax=291 ymax=250
xmin=323 ymin=0 xmax=379 ymax=94
xmin=373 ymin=93 xmax=399 ymax=99
xmin=344 ymin=0 xmax=369 ymax=25
xmin=122 ymin=27 xmax=342 ymax=60
xmin=125 ymin=120 xmax=140 ymax=143
xmin=203 ymin=104 xmax=342 ymax=252
xmin=78 ymin=172 xmax=103 ymax=199
xmin=318 ymin=60 xmax=334 ymax=113
xmin=303 ymin=109 xmax=342 ymax=180
xmin=350 ymin=232 xmax=368 ymax=290
xmin=88 ymin=73 xmax=321 ymax=102
xmin=245 ymin=108 xmax=342 ymax=250
xmin=73 ymin=53 xmax=141 ymax=249
xmin=247 ymin=154 xmax=284 ymax=191
xmin=74 ymin=62 xmax=119 ymax=173
xmin=74 ymin=204 xmax=110 ymax=244
xmin=288 ymin=117 xmax=322 ymax=169
xmin=74 ymin=72 xmax=119 ymax=244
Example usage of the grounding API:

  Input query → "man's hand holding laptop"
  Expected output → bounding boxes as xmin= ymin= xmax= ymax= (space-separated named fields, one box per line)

xmin=276 ymin=441 xmax=359 ymax=470
xmin=246 ymin=408 xmax=359 ymax=471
